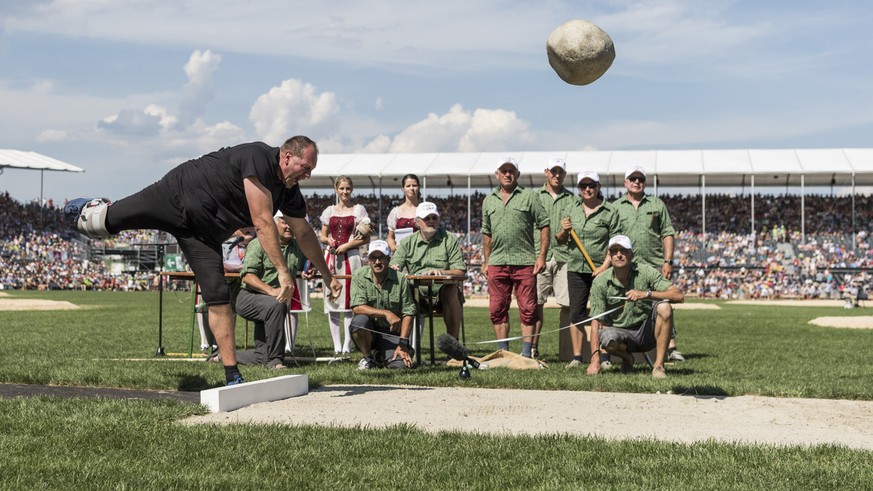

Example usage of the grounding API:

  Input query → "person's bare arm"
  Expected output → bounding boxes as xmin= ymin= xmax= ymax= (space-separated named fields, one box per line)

xmin=244 ymin=177 xmax=292 ymax=302
xmin=481 ymin=234 xmax=492 ymax=276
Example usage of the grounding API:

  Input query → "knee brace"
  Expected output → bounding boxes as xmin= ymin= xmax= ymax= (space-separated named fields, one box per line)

xmin=77 ymin=199 xmax=112 ymax=238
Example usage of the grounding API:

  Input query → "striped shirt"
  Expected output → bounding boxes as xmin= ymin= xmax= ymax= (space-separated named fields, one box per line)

xmin=481 ymin=185 xmax=549 ymax=266
xmin=589 ymin=262 xmax=674 ymax=328
xmin=536 ymin=185 xmax=576 ymax=263
xmin=560 ymin=200 xmax=622 ymax=274
xmin=239 ymin=238 xmax=303 ymax=290
xmin=390 ymin=228 xmax=466 ymax=275
xmin=612 ymin=193 xmax=676 ymax=269
xmin=350 ymin=267 xmax=417 ymax=330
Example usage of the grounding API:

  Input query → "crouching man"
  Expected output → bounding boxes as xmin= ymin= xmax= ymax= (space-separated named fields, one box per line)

xmin=587 ymin=235 xmax=684 ymax=379
xmin=350 ymin=240 xmax=417 ymax=370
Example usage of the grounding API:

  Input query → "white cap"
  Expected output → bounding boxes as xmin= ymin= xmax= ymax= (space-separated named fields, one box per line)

xmin=368 ymin=239 xmax=391 ymax=257
xmin=577 ymin=170 xmax=600 ymax=184
xmin=608 ymin=235 xmax=633 ymax=251
xmin=496 ymin=157 xmax=519 ymax=170
xmin=273 ymin=210 xmax=284 ymax=219
xmin=625 ymin=165 xmax=647 ymax=179
xmin=547 ymin=157 xmax=566 ymax=171
xmin=415 ymin=201 xmax=440 ymax=219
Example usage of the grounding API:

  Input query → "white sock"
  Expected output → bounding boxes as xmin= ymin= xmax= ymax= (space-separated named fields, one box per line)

xmin=329 ymin=312 xmax=342 ymax=352
xmin=342 ymin=315 xmax=353 ymax=353
xmin=285 ymin=313 xmax=298 ymax=352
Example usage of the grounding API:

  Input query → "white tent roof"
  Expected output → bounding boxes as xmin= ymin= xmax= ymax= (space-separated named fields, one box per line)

xmin=309 ymin=148 xmax=873 ymax=190
xmin=0 ymin=149 xmax=84 ymax=173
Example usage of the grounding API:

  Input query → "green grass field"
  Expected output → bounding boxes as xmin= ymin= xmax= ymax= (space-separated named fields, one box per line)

xmin=1 ymin=290 xmax=872 ymax=489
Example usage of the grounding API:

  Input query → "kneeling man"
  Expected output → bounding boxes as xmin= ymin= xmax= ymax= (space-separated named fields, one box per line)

xmin=350 ymin=240 xmax=417 ymax=370
xmin=588 ymin=235 xmax=684 ymax=378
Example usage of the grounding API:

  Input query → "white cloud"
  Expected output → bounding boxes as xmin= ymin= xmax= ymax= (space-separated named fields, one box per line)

xmin=97 ymin=108 xmax=164 ymax=136
xmin=143 ymin=104 xmax=177 ymax=131
xmin=374 ymin=97 xmax=383 ymax=110
xmin=36 ymin=129 xmax=68 ymax=142
xmin=363 ymin=104 xmax=534 ymax=153
xmin=249 ymin=79 xmax=339 ymax=144
xmin=179 ymin=49 xmax=221 ymax=126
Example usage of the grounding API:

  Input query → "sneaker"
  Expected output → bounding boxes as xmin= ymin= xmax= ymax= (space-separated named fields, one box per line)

xmin=531 ymin=346 xmax=540 ymax=359
xmin=226 ymin=373 xmax=245 ymax=386
xmin=600 ymin=359 xmax=613 ymax=370
xmin=667 ymin=349 xmax=686 ymax=362
xmin=64 ymin=197 xmax=110 ymax=217
xmin=357 ymin=357 xmax=378 ymax=370
xmin=64 ymin=197 xmax=94 ymax=217
xmin=65 ymin=197 xmax=112 ymax=238
xmin=565 ymin=359 xmax=582 ymax=369
xmin=652 ymin=366 xmax=667 ymax=379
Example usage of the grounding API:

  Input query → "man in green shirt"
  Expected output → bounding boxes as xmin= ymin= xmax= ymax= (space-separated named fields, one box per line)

xmin=390 ymin=202 xmax=467 ymax=339
xmin=234 ymin=216 xmax=303 ymax=369
xmin=588 ymin=235 xmax=685 ymax=378
xmin=613 ymin=165 xmax=685 ymax=363
xmin=533 ymin=157 xmax=575 ymax=359
xmin=350 ymin=240 xmax=417 ymax=370
xmin=482 ymin=157 xmax=550 ymax=356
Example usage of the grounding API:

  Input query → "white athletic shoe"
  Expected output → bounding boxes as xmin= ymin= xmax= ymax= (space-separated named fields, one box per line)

xmin=66 ymin=197 xmax=112 ymax=238
xmin=357 ymin=357 xmax=378 ymax=370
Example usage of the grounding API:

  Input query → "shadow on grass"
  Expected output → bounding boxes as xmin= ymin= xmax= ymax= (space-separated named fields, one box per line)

xmin=680 ymin=352 xmax=714 ymax=361
xmin=671 ymin=385 xmax=729 ymax=397
xmin=177 ymin=374 xmax=209 ymax=391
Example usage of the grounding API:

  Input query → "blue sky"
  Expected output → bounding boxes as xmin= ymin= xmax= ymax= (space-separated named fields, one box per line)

xmin=1 ymin=0 xmax=871 ymax=203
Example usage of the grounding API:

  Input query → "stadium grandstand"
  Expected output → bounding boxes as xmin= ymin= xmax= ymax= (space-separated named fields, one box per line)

xmin=2 ymin=148 xmax=871 ymax=302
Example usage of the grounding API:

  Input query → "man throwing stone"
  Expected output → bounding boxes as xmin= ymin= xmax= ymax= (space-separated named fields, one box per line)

xmin=65 ymin=136 xmax=342 ymax=385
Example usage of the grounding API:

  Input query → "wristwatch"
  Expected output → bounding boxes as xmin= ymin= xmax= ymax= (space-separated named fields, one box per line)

xmin=646 ymin=290 xmax=653 ymax=299
xmin=398 ymin=338 xmax=411 ymax=349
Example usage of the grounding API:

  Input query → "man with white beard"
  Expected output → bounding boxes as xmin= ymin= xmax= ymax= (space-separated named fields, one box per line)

xmin=390 ymin=202 xmax=467 ymax=339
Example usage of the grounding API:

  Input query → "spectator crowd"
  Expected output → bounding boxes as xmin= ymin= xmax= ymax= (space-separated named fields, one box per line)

xmin=2 ymin=190 xmax=871 ymax=299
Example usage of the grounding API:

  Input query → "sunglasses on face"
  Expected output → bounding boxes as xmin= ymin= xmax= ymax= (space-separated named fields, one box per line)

xmin=578 ymin=182 xmax=598 ymax=190
xmin=627 ymin=176 xmax=646 ymax=184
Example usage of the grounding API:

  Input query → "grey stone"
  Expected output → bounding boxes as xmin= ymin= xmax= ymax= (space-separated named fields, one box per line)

xmin=547 ymin=19 xmax=615 ymax=86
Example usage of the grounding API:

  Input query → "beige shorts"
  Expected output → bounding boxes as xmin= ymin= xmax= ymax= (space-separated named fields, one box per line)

xmin=536 ymin=258 xmax=569 ymax=306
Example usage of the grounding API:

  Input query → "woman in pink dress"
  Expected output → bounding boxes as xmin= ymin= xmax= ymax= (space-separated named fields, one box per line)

xmin=320 ymin=176 xmax=371 ymax=355
xmin=386 ymin=174 xmax=421 ymax=252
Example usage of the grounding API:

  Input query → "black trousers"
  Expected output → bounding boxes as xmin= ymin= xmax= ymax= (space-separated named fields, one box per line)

xmin=234 ymin=288 xmax=287 ymax=367
xmin=567 ymin=271 xmax=594 ymax=326
xmin=105 ymin=179 xmax=232 ymax=305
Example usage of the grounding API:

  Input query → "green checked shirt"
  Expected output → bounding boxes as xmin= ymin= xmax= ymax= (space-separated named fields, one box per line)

xmin=390 ymin=228 xmax=466 ymax=275
xmin=589 ymin=262 xmax=674 ymax=328
xmin=536 ymin=185 xmax=576 ymax=262
xmin=239 ymin=238 xmax=304 ymax=290
xmin=612 ymin=193 xmax=676 ymax=269
xmin=560 ymin=200 xmax=622 ymax=274
xmin=481 ymin=185 xmax=549 ymax=266
xmin=350 ymin=267 xmax=417 ymax=330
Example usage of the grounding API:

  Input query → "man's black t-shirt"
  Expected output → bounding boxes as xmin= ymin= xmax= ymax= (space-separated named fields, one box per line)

xmin=163 ymin=141 xmax=306 ymax=243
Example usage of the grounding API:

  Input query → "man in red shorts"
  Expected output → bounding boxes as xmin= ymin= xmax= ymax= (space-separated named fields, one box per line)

xmin=481 ymin=157 xmax=549 ymax=357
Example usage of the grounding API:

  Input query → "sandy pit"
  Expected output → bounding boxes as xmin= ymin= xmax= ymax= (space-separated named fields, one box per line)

xmin=0 ymin=298 xmax=79 ymax=311
xmin=185 ymin=384 xmax=873 ymax=450
xmin=809 ymin=316 xmax=873 ymax=329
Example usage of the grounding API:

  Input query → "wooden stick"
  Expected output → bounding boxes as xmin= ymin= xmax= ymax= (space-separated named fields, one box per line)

xmin=569 ymin=229 xmax=597 ymax=271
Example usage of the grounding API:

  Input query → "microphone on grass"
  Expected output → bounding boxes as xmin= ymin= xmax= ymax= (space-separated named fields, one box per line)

xmin=437 ymin=333 xmax=484 ymax=369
